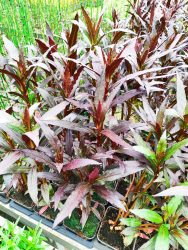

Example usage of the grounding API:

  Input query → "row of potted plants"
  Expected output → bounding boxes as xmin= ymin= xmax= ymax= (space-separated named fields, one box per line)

xmin=0 ymin=0 xmax=188 ymax=249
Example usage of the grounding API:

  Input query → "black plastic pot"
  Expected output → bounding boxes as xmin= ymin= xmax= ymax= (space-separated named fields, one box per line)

xmin=34 ymin=206 xmax=58 ymax=222
xmin=57 ymin=226 xmax=94 ymax=249
xmin=97 ymin=206 xmax=126 ymax=250
xmin=0 ymin=181 xmax=9 ymax=204
xmin=0 ymin=195 xmax=10 ymax=204
xmin=10 ymin=191 xmax=34 ymax=216
xmin=63 ymin=202 xmax=105 ymax=241
xmin=33 ymin=206 xmax=62 ymax=230
xmin=98 ymin=206 xmax=147 ymax=250
xmin=31 ymin=211 xmax=94 ymax=249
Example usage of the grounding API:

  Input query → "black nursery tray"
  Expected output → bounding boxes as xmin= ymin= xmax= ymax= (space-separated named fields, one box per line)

xmin=63 ymin=205 xmax=104 ymax=240
xmin=97 ymin=206 xmax=126 ymax=250
xmin=34 ymin=206 xmax=59 ymax=222
xmin=0 ymin=195 xmax=10 ymax=204
xmin=0 ymin=197 xmax=113 ymax=250
xmin=10 ymin=191 xmax=34 ymax=216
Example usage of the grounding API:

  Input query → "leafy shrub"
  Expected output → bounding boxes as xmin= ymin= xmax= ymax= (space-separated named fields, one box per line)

xmin=0 ymin=0 xmax=187 ymax=248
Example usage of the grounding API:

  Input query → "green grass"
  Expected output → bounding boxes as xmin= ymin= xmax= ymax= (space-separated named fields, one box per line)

xmin=0 ymin=0 xmax=129 ymax=109
xmin=0 ymin=0 xmax=129 ymax=52
xmin=0 ymin=0 xmax=104 ymax=52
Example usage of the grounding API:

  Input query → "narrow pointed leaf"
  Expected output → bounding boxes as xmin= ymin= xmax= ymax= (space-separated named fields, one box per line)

xmin=172 ymin=229 xmax=188 ymax=250
xmin=41 ymin=183 xmax=50 ymax=205
xmin=28 ymin=167 xmax=38 ymax=204
xmin=130 ymin=209 xmax=163 ymax=224
xmin=41 ymin=101 xmax=69 ymax=120
xmin=155 ymin=224 xmax=169 ymax=250
xmin=154 ymin=186 xmax=188 ymax=197
xmin=3 ymin=35 xmax=19 ymax=61
xmin=23 ymin=129 xmax=40 ymax=147
xmin=120 ymin=218 xmax=141 ymax=227
xmin=167 ymin=196 xmax=183 ymax=217
xmin=0 ymin=110 xmax=19 ymax=124
xmin=176 ymin=73 xmax=186 ymax=117
xmin=156 ymin=131 xmax=167 ymax=158
xmin=94 ymin=186 xmax=125 ymax=211
xmin=0 ymin=152 xmax=23 ymax=175
xmin=42 ymin=119 xmax=92 ymax=133
xmin=53 ymin=183 xmax=90 ymax=228
xmin=139 ymin=236 xmax=156 ymax=250
xmin=19 ymin=149 xmax=56 ymax=170
xmin=102 ymin=129 xmax=132 ymax=149
xmin=63 ymin=158 xmax=100 ymax=171
xmin=164 ymin=139 xmax=188 ymax=161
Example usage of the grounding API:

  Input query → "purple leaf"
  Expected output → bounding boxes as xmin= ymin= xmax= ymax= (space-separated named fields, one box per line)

xmin=53 ymin=183 xmax=90 ymax=227
xmin=41 ymin=101 xmax=69 ymax=120
xmin=65 ymin=130 xmax=73 ymax=156
xmin=39 ymin=205 xmax=48 ymax=215
xmin=19 ymin=149 xmax=56 ymax=170
xmin=23 ymin=129 xmax=40 ymax=147
xmin=41 ymin=183 xmax=50 ymax=205
xmin=0 ymin=110 xmax=19 ymax=124
xmin=89 ymin=167 xmax=99 ymax=182
xmin=55 ymin=163 xmax=64 ymax=173
xmin=35 ymin=116 xmax=62 ymax=151
xmin=37 ymin=172 xmax=62 ymax=182
xmin=54 ymin=186 xmax=66 ymax=211
xmin=0 ymin=152 xmax=23 ymax=175
xmin=27 ymin=167 xmax=38 ymax=204
xmin=92 ymin=150 xmax=116 ymax=160
xmin=100 ymin=161 xmax=144 ymax=182
xmin=63 ymin=158 xmax=100 ymax=171
xmin=112 ymin=89 xmax=142 ymax=107
xmin=93 ymin=186 xmax=125 ymax=211
xmin=103 ymin=83 xmax=123 ymax=112
xmin=112 ymin=121 xmax=131 ymax=134
xmin=102 ymin=129 xmax=132 ymax=149
xmin=41 ymin=119 xmax=92 ymax=134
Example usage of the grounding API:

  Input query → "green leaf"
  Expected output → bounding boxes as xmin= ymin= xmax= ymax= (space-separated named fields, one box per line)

xmin=167 ymin=196 xmax=182 ymax=217
xmin=138 ymin=236 xmax=156 ymax=250
xmin=172 ymin=228 xmax=188 ymax=250
xmin=120 ymin=217 xmax=141 ymax=227
xmin=123 ymin=235 xmax=134 ymax=247
xmin=156 ymin=131 xmax=167 ymax=159
xmin=164 ymin=138 xmax=188 ymax=161
xmin=121 ymin=227 xmax=138 ymax=236
xmin=133 ymin=146 xmax=157 ymax=166
xmin=130 ymin=209 xmax=163 ymax=224
xmin=132 ymin=130 xmax=157 ymax=166
xmin=132 ymin=129 xmax=149 ymax=148
xmin=155 ymin=224 xmax=169 ymax=250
